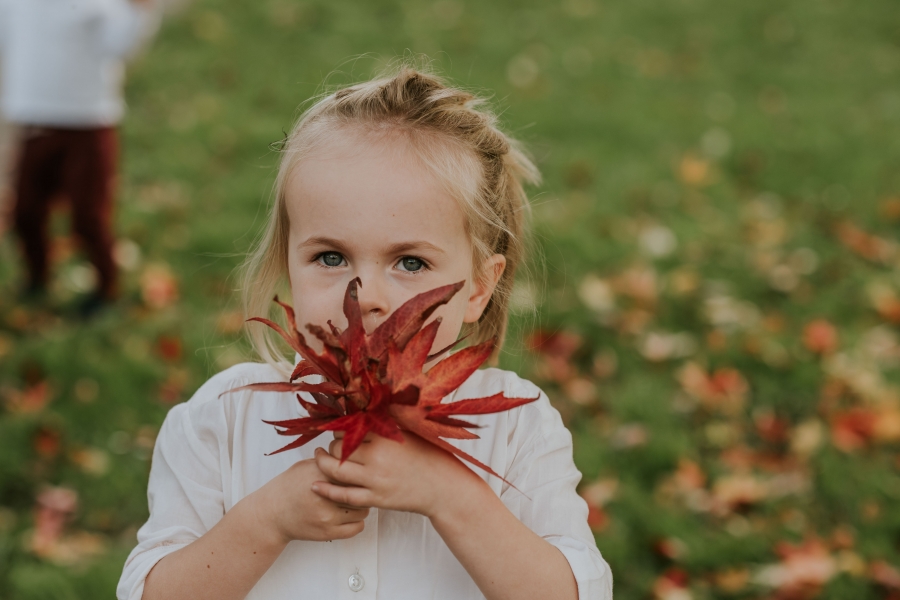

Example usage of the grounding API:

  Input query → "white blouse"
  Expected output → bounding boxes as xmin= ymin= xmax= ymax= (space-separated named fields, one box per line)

xmin=117 ymin=362 xmax=613 ymax=600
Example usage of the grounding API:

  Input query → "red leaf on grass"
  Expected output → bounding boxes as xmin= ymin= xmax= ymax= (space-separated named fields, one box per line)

xmin=156 ymin=335 xmax=183 ymax=362
xmin=830 ymin=408 xmax=878 ymax=452
xmin=225 ymin=280 xmax=539 ymax=485
xmin=33 ymin=426 xmax=62 ymax=458
xmin=802 ymin=319 xmax=838 ymax=355
xmin=870 ymin=561 xmax=900 ymax=591
xmin=834 ymin=221 xmax=896 ymax=264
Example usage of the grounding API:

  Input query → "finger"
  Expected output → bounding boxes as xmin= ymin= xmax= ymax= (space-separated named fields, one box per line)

xmin=332 ymin=520 xmax=366 ymax=540
xmin=336 ymin=506 xmax=370 ymax=523
xmin=328 ymin=438 xmax=341 ymax=458
xmin=315 ymin=448 xmax=368 ymax=486
xmin=312 ymin=481 xmax=374 ymax=509
xmin=328 ymin=437 xmax=372 ymax=463
xmin=313 ymin=442 xmax=366 ymax=472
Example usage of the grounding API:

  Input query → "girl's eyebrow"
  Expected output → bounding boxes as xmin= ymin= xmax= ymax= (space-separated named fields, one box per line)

xmin=384 ymin=241 xmax=446 ymax=255
xmin=298 ymin=237 xmax=446 ymax=256
xmin=297 ymin=236 xmax=351 ymax=253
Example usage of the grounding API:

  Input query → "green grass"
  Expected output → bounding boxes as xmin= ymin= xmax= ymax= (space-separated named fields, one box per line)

xmin=1 ymin=0 xmax=899 ymax=597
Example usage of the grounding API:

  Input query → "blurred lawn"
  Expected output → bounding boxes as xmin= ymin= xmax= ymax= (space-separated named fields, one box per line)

xmin=2 ymin=0 xmax=900 ymax=598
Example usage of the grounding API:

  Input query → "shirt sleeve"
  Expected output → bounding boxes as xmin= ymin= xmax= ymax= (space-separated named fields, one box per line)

xmin=116 ymin=366 xmax=249 ymax=600
xmin=0 ymin=0 xmax=9 ymax=51
xmin=500 ymin=386 xmax=614 ymax=600
xmin=99 ymin=0 xmax=161 ymax=59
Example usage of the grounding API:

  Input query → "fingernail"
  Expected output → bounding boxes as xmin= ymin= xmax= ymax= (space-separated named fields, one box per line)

xmin=311 ymin=484 xmax=319 ymax=492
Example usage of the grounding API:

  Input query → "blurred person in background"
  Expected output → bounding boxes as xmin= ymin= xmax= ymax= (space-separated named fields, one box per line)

xmin=0 ymin=0 xmax=160 ymax=317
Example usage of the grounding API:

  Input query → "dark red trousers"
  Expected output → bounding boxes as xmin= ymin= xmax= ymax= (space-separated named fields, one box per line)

xmin=12 ymin=126 xmax=118 ymax=299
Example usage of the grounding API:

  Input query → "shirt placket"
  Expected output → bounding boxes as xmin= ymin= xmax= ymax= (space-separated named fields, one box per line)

xmin=338 ymin=507 xmax=379 ymax=599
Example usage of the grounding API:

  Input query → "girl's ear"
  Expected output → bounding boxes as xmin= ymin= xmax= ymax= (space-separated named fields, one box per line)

xmin=463 ymin=254 xmax=507 ymax=323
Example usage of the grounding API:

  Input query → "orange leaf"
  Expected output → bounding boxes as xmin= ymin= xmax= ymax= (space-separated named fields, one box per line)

xmin=140 ymin=264 xmax=179 ymax=309
xmin=834 ymin=221 xmax=896 ymax=264
xmin=870 ymin=561 xmax=900 ymax=590
xmin=802 ymin=319 xmax=838 ymax=355
xmin=830 ymin=408 xmax=878 ymax=452
xmin=677 ymin=362 xmax=748 ymax=414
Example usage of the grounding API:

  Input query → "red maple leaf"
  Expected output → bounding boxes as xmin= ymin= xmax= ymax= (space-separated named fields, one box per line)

xmin=225 ymin=278 xmax=539 ymax=484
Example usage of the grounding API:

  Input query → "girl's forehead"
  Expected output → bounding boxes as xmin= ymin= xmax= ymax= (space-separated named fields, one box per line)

xmin=285 ymin=131 xmax=469 ymax=247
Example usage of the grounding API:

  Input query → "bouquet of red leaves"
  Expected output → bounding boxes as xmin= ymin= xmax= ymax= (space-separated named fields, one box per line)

xmin=228 ymin=279 xmax=538 ymax=483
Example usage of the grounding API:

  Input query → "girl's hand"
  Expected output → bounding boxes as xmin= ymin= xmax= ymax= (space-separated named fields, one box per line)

xmin=250 ymin=457 xmax=370 ymax=543
xmin=311 ymin=432 xmax=483 ymax=517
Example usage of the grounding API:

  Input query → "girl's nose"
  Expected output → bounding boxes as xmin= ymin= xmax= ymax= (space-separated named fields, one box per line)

xmin=356 ymin=278 xmax=391 ymax=331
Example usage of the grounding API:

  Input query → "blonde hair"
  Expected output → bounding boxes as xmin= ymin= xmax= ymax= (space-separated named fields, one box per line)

xmin=241 ymin=65 xmax=539 ymax=369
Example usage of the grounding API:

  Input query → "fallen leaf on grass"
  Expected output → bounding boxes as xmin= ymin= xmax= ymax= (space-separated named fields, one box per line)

xmin=713 ymin=568 xmax=750 ymax=593
xmin=830 ymin=408 xmax=877 ymax=452
xmin=140 ymin=263 xmax=179 ymax=310
xmin=639 ymin=331 xmax=697 ymax=362
xmin=156 ymin=335 xmax=183 ymax=362
xmin=790 ymin=420 xmax=824 ymax=459
xmin=2 ymin=382 xmax=53 ymax=414
xmin=158 ymin=369 xmax=189 ymax=405
xmin=610 ymin=423 xmax=649 ymax=449
xmin=32 ymin=426 xmax=62 ymax=459
xmin=614 ymin=265 xmax=659 ymax=306
xmin=580 ymin=477 xmax=618 ymax=532
xmin=216 ymin=310 xmax=245 ymax=335
xmin=712 ymin=474 xmax=768 ymax=513
xmin=563 ymin=377 xmax=597 ymax=405
xmin=754 ymin=409 xmax=790 ymax=444
xmin=527 ymin=329 xmax=583 ymax=358
xmin=834 ymin=221 xmax=896 ymax=264
xmin=678 ymin=153 xmax=711 ymax=187
xmin=670 ymin=459 xmax=707 ymax=491
xmin=586 ymin=504 xmax=608 ymax=532
xmin=866 ymin=282 xmax=900 ymax=324
xmin=69 ymin=447 xmax=111 ymax=477
xmin=655 ymin=459 xmax=710 ymax=512
xmin=835 ymin=550 xmax=867 ymax=576
xmin=879 ymin=197 xmax=900 ymax=221
xmin=577 ymin=274 xmax=615 ymax=313
xmin=677 ymin=362 xmax=749 ymax=415
xmin=653 ymin=537 xmax=688 ymax=561
xmin=527 ymin=329 xmax=582 ymax=383
xmin=27 ymin=487 xmax=77 ymax=559
xmin=754 ymin=539 xmax=836 ymax=599
xmin=870 ymin=560 xmax=900 ymax=591
xmin=653 ymin=567 xmax=692 ymax=600
xmin=802 ymin=319 xmax=839 ymax=355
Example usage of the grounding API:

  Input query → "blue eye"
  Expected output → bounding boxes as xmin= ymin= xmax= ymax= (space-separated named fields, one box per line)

xmin=319 ymin=252 xmax=345 ymax=267
xmin=398 ymin=256 xmax=425 ymax=272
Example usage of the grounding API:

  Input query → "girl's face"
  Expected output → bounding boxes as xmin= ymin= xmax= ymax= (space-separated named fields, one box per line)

xmin=284 ymin=129 xmax=504 ymax=355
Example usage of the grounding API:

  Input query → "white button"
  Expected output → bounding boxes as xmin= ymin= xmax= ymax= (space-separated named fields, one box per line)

xmin=348 ymin=572 xmax=365 ymax=592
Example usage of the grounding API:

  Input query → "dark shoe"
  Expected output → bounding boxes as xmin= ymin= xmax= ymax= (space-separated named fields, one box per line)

xmin=76 ymin=293 xmax=112 ymax=320
xmin=17 ymin=283 xmax=48 ymax=306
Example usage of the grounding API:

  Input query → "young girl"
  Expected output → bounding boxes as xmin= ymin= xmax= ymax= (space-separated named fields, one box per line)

xmin=1 ymin=0 xmax=160 ymax=314
xmin=117 ymin=67 xmax=613 ymax=600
